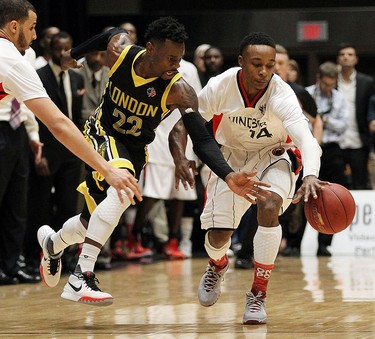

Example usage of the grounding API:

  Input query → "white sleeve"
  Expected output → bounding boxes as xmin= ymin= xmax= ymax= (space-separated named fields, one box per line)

xmin=286 ymin=119 xmax=322 ymax=178
xmin=198 ymin=78 xmax=219 ymax=121
xmin=3 ymin=61 xmax=48 ymax=103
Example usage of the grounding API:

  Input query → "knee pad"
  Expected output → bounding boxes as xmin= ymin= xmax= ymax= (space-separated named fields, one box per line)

xmin=96 ymin=186 xmax=132 ymax=226
xmin=204 ymin=232 xmax=231 ymax=260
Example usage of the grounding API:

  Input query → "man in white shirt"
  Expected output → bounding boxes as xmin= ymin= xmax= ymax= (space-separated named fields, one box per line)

xmin=0 ymin=0 xmax=141 ymax=283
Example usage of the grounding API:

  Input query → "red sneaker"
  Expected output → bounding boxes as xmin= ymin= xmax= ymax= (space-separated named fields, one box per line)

xmin=163 ymin=238 xmax=186 ymax=260
xmin=125 ymin=238 xmax=153 ymax=260
xmin=111 ymin=240 xmax=127 ymax=261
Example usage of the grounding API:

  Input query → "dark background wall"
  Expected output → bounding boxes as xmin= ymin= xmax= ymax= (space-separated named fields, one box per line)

xmin=29 ymin=0 xmax=375 ymax=86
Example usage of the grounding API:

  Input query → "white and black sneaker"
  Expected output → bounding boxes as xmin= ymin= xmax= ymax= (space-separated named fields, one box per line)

xmin=37 ymin=225 xmax=63 ymax=287
xmin=61 ymin=266 xmax=113 ymax=306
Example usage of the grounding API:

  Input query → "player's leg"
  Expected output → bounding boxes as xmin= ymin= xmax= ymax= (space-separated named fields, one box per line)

xmin=243 ymin=159 xmax=296 ymax=325
xmin=198 ymin=168 xmax=251 ymax=307
xmin=61 ymin=183 xmax=132 ymax=305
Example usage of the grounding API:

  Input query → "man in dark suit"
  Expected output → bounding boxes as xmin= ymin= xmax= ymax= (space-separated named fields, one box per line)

xmin=337 ymin=43 xmax=375 ymax=190
xmin=24 ymin=31 xmax=85 ymax=272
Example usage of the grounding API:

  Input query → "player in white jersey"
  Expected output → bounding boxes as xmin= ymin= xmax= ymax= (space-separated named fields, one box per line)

xmin=169 ymin=32 xmax=327 ymax=325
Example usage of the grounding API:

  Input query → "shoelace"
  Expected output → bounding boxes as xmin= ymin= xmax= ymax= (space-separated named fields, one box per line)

xmin=203 ymin=266 xmax=223 ymax=292
xmin=246 ymin=292 xmax=265 ymax=312
xmin=82 ymin=273 xmax=102 ymax=291
xmin=48 ymin=258 xmax=60 ymax=276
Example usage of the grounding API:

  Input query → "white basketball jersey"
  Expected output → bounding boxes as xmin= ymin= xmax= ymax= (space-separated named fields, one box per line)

xmin=198 ymin=67 xmax=307 ymax=152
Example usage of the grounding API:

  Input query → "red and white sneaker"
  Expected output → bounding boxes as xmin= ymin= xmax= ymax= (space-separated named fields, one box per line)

xmin=163 ymin=238 xmax=186 ymax=260
xmin=61 ymin=267 xmax=113 ymax=306
xmin=124 ymin=238 xmax=153 ymax=260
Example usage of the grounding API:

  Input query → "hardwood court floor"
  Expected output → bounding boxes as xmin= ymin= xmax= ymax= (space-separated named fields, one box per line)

xmin=1 ymin=256 xmax=375 ymax=338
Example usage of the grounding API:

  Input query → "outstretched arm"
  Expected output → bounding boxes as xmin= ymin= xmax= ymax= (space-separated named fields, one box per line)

xmin=60 ymin=27 xmax=132 ymax=70
xmin=25 ymin=97 xmax=142 ymax=204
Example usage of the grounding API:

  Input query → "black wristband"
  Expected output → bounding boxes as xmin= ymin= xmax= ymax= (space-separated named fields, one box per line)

xmin=182 ymin=112 xmax=234 ymax=181
xmin=71 ymin=27 xmax=128 ymax=60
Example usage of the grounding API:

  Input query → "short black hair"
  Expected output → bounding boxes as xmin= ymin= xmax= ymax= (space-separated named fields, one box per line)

xmin=338 ymin=42 xmax=357 ymax=54
xmin=145 ymin=16 xmax=188 ymax=44
xmin=0 ymin=0 xmax=35 ymax=28
xmin=239 ymin=32 xmax=275 ymax=55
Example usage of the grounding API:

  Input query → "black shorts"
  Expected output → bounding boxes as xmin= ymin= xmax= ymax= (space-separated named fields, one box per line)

xmin=80 ymin=118 xmax=148 ymax=220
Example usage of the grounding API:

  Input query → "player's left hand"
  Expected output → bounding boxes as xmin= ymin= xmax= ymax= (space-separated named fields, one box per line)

xmin=225 ymin=171 xmax=272 ymax=204
xmin=292 ymin=175 xmax=330 ymax=203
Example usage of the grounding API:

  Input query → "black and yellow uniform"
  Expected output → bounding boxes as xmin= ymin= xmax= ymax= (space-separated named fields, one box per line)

xmin=79 ymin=45 xmax=181 ymax=218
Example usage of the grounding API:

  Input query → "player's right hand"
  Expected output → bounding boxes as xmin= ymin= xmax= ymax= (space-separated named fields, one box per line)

xmin=105 ymin=167 xmax=142 ymax=205
xmin=225 ymin=171 xmax=271 ymax=204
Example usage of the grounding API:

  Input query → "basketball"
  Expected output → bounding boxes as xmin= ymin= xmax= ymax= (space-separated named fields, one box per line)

xmin=304 ymin=183 xmax=356 ymax=234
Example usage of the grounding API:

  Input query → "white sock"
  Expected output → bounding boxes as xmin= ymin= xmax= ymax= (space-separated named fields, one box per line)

xmin=76 ymin=243 xmax=101 ymax=273
xmin=76 ymin=186 xmax=131 ymax=273
xmin=51 ymin=215 xmax=86 ymax=254
xmin=253 ymin=225 xmax=282 ymax=265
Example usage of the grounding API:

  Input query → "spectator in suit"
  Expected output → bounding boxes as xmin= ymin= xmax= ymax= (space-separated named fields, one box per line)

xmin=199 ymin=46 xmax=224 ymax=87
xmin=25 ymin=31 xmax=85 ymax=272
xmin=76 ymin=51 xmax=109 ymax=121
xmin=337 ymin=43 xmax=375 ymax=189
xmin=193 ymin=44 xmax=211 ymax=78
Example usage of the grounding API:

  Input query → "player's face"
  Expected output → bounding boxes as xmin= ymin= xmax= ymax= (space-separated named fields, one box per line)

xmin=337 ymin=47 xmax=358 ymax=69
xmin=15 ymin=10 xmax=37 ymax=55
xmin=147 ymin=39 xmax=184 ymax=80
xmin=239 ymin=45 xmax=276 ymax=92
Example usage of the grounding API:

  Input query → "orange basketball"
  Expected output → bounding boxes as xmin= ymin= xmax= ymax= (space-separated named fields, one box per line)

xmin=304 ymin=183 xmax=356 ymax=234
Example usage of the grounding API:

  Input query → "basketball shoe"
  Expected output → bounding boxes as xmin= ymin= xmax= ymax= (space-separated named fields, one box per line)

xmin=37 ymin=225 xmax=63 ymax=287
xmin=125 ymin=236 xmax=153 ymax=260
xmin=61 ymin=265 xmax=113 ymax=306
xmin=242 ymin=291 xmax=267 ymax=325
xmin=163 ymin=238 xmax=185 ymax=260
xmin=198 ymin=255 xmax=229 ymax=307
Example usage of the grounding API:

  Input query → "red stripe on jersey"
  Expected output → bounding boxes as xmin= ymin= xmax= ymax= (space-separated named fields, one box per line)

xmin=0 ymin=82 xmax=9 ymax=101
xmin=211 ymin=113 xmax=223 ymax=138
xmin=237 ymin=70 xmax=267 ymax=108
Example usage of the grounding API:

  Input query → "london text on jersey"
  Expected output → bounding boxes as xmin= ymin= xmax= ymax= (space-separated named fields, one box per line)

xmin=109 ymin=81 xmax=158 ymax=117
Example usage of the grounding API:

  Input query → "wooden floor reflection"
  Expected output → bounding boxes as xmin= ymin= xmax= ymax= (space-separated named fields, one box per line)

xmin=2 ymin=256 xmax=375 ymax=338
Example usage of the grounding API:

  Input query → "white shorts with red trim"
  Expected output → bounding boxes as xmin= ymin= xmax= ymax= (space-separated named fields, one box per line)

xmin=200 ymin=145 xmax=298 ymax=230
